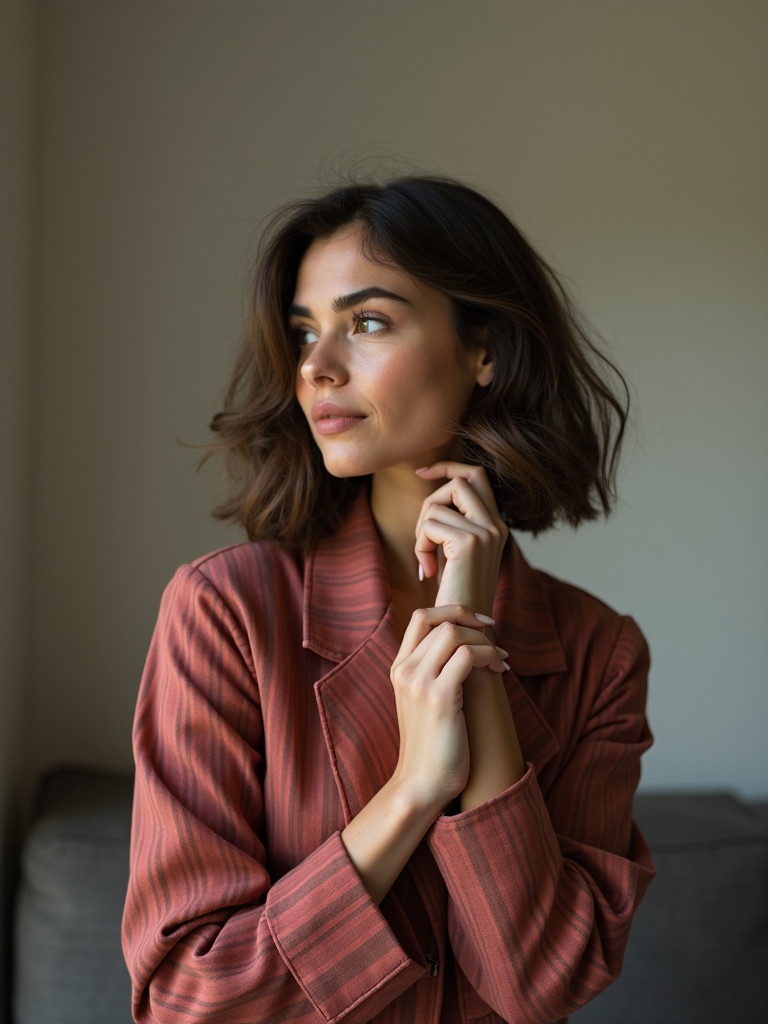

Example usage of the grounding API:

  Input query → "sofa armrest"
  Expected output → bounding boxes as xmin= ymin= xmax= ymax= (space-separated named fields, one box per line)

xmin=573 ymin=790 xmax=768 ymax=1023
xmin=13 ymin=766 xmax=134 ymax=1024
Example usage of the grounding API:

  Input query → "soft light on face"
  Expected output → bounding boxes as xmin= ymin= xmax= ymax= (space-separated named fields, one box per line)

xmin=291 ymin=225 xmax=493 ymax=479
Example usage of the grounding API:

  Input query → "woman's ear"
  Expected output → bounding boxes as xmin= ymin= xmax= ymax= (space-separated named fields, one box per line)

xmin=474 ymin=348 xmax=495 ymax=388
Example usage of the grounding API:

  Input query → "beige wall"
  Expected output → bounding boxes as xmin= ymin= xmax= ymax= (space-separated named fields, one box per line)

xmin=1 ymin=0 xmax=37 ymax=996
xmin=10 ymin=0 xmax=768 ymax=835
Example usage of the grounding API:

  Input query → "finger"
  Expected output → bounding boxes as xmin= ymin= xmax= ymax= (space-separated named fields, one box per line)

xmin=405 ymin=634 xmax=509 ymax=687
xmin=399 ymin=605 xmax=494 ymax=658
xmin=416 ymin=478 xmax=495 ymax=537
xmin=415 ymin=480 xmax=495 ymax=581
xmin=407 ymin=621 xmax=508 ymax=678
xmin=416 ymin=621 xmax=502 ymax=658
xmin=414 ymin=473 xmax=505 ymax=577
xmin=416 ymin=462 xmax=498 ymax=509
xmin=415 ymin=497 xmax=506 ymax=586
xmin=416 ymin=461 xmax=485 ymax=481
xmin=416 ymin=501 xmax=488 ymax=546
xmin=437 ymin=641 xmax=510 ymax=685
xmin=415 ymin=507 xmax=487 ymax=580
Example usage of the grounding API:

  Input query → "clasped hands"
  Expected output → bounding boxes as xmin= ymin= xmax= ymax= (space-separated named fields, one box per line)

xmin=390 ymin=462 xmax=521 ymax=817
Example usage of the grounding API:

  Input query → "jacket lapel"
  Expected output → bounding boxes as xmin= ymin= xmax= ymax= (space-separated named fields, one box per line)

xmin=313 ymin=611 xmax=401 ymax=822
xmin=304 ymin=491 xmax=400 ymax=822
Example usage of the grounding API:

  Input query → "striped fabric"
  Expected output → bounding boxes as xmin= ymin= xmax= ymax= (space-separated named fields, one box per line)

xmin=122 ymin=490 xmax=655 ymax=1023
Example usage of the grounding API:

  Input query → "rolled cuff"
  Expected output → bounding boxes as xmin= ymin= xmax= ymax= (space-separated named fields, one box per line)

xmin=265 ymin=831 xmax=424 ymax=1022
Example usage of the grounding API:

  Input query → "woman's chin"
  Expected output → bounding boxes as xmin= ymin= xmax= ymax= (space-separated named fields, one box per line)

xmin=321 ymin=457 xmax=371 ymax=479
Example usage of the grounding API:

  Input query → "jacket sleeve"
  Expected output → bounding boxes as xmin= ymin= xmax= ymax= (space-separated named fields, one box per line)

xmin=427 ymin=615 xmax=655 ymax=1024
xmin=122 ymin=565 xmax=424 ymax=1024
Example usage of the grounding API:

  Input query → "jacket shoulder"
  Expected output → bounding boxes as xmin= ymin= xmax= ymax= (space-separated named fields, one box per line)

xmin=189 ymin=538 xmax=301 ymax=587
xmin=158 ymin=540 xmax=304 ymax=635
xmin=536 ymin=567 xmax=649 ymax=673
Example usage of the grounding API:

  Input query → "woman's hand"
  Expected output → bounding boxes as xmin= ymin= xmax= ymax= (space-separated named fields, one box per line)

xmin=414 ymin=462 xmax=507 ymax=616
xmin=389 ymin=604 xmax=509 ymax=816
xmin=341 ymin=605 xmax=507 ymax=903
xmin=341 ymin=603 xmax=508 ymax=904
xmin=413 ymin=463 xmax=525 ymax=811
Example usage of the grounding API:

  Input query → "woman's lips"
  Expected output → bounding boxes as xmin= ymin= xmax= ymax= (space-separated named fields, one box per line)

xmin=311 ymin=403 xmax=366 ymax=435
xmin=314 ymin=414 xmax=366 ymax=435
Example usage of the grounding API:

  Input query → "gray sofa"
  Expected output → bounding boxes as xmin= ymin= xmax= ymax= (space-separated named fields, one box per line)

xmin=12 ymin=766 xmax=768 ymax=1023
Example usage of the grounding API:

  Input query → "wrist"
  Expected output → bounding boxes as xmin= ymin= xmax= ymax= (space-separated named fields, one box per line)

xmin=434 ymin=582 xmax=494 ymax=618
xmin=386 ymin=769 xmax=455 ymax=824
xmin=460 ymin=670 xmax=525 ymax=811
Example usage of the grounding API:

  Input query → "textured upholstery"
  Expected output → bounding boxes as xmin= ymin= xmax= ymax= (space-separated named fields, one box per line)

xmin=13 ymin=767 xmax=133 ymax=1024
xmin=574 ymin=792 xmax=768 ymax=1022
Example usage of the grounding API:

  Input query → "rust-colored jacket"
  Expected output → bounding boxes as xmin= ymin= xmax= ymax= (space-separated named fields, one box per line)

xmin=122 ymin=492 xmax=655 ymax=1023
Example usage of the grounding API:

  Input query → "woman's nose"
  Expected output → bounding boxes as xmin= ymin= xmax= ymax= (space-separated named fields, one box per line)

xmin=298 ymin=331 xmax=348 ymax=387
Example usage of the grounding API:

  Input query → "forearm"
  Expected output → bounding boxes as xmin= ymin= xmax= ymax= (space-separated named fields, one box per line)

xmin=461 ymin=667 xmax=525 ymax=811
xmin=341 ymin=777 xmax=442 ymax=904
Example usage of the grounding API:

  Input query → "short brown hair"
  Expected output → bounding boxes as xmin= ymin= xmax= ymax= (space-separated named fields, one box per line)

xmin=207 ymin=177 xmax=629 ymax=551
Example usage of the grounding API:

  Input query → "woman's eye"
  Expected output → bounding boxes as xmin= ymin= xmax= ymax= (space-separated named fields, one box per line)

xmin=353 ymin=313 xmax=389 ymax=335
xmin=292 ymin=325 xmax=319 ymax=347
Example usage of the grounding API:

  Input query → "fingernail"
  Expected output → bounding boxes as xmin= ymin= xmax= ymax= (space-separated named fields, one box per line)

xmin=418 ymin=564 xmax=424 ymax=582
xmin=415 ymin=467 xmax=428 ymax=474
xmin=501 ymin=661 xmax=510 ymax=672
xmin=475 ymin=613 xmax=495 ymax=625
xmin=495 ymin=646 xmax=509 ymax=658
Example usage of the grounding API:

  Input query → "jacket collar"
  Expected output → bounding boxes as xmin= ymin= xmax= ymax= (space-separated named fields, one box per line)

xmin=303 ymin=489 xmax=566 ymax=677
xmin=493 ymin=534 xmax=567 ymax=676
xmin=303 ymin=489 xmax=391 ymax=662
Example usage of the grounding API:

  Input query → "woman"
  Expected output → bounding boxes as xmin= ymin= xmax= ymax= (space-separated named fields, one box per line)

xmin=122 ymin=177 xmax=655 ymax=1024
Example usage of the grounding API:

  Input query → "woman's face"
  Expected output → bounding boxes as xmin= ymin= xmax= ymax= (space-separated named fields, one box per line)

xmin=291 ymin=225 xmax=492 ymax=479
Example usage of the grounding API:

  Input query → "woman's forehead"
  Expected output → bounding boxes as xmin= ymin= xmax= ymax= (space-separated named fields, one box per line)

xmin=293 ymin=225 xmax=434 ymax=308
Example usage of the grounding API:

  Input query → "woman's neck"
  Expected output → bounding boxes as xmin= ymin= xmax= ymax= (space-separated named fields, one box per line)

xmin=370 ymin=467 xmax=439 ymax=605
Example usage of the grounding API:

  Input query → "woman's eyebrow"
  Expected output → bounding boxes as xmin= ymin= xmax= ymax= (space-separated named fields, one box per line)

xmin=332 ymin=287 xmax=411 ymax=312
xmin=289 ymin=287 xmax=412 ymax=319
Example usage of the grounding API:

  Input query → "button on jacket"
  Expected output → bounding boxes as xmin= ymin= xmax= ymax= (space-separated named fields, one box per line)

xmin=122 ymin=490 xmax=655 ymax=1023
